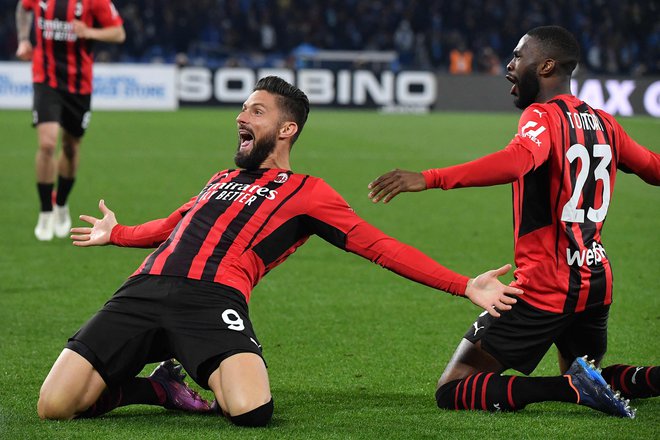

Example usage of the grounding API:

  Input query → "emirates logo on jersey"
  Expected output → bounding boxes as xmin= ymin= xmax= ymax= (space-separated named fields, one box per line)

xmin=274 ymin=172 xmax=289 ymax=183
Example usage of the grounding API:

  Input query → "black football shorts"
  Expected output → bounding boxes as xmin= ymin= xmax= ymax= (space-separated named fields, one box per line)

xmin=66 ymin=275 xmax=264 ymax=389
xmin=32 ymin=82 xmax=91 ymax=137
xmin=463 ymin=299 xmax=609 ymax=375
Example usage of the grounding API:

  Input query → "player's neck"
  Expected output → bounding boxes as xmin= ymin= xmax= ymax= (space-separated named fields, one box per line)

xmin=260 ymin=147 xmax=291 ymax=170
xmin=538 ymin=80 xmax=572 ymax=103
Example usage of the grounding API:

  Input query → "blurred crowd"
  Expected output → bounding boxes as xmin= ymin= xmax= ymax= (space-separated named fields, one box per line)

xmin=1 ymin=0 xmax=658 ymax=75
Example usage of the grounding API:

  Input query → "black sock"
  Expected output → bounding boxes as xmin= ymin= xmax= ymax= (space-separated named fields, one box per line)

xmin=55 ymin=175 xmax=75 ymax=206
xmin=601 ymin=365 xmax=660 ymax=399
xmin=75 ymin=377 xmax=163 ymax=419
xmin=436 ymin=373 xmax=577 ymax=412
xmin=37 ymin=183 xmax=54 ymax=212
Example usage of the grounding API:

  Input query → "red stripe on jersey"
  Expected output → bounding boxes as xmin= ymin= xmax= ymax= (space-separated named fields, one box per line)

xmin=44 ymin=2 xmax=57 ymax=88
xmin=147 ymin=170 xmax=242 ymax=275
xmin=187 ymin=172 xmax=275 ymax=279
xmin=31 ymin=1 xmax=45 ymax=84
xmin=211 ymin=171 xmax=308 ymax=286
xmin=66 ymin=0 xmax=77 ymax=92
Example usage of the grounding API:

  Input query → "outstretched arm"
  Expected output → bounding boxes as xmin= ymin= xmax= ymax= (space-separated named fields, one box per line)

xmin=71 ymin=198 xmax=193 ymax=248
xmin=368 ymin=141 xmax=535 ymax=203
xmin=70 ymin=199 xmax=118 ymax=247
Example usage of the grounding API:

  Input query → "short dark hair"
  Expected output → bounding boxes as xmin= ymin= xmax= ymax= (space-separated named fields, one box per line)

xmin=254 ymin=76 xmax=310 ymax=144
xmin=527 ymin=25 xmax=580 ymax=75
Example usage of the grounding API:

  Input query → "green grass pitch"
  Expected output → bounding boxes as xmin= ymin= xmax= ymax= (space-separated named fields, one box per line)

xmin=0 ymin=107 xmax=657 ymax=439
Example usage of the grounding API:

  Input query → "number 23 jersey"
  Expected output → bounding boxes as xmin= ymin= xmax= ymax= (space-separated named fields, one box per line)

xmin=513 ymin=94 xmax=658 ymax=313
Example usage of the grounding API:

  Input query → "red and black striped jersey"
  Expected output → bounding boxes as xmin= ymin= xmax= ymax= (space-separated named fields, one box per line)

xmin=423 ymin=94 xmax=659 ymax=313
xmin=111 ymin=168 xmax=470 ymax=302
xmin=21 ymin=0 xmax=123 ymax=94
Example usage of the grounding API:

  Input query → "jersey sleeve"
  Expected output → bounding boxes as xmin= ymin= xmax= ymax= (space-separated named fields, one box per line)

xmin=422 ymin=141 xmax=535 ymax=189
xmin=613 ymin=119 xmax=660 ymax=185
xmin=21 ymin=0 xmax=35 ymax=11
xmin=92 ymin=0 xmax=123 ymax=27
xmin=513 ymin=104 xmax=553 ymax=167
xmin=109 ymin=197 xmax=196 ymax=248
xmin=421 ymin=105 xmax=553 ymax=190
xmin=305 ymin=179 xmax=469 ymax=295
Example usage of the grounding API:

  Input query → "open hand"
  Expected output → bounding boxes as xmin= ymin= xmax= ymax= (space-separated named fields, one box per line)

xmin=368 ymin=169 xmax=426 ymax=203
xmin=70 ymin=199 xmax=118 ymax=247
xmin=465 ymin=264 xmax=523 ymax=317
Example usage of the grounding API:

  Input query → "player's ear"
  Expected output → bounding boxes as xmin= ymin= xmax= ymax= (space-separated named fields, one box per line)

xmin=539 ymin=58 xmax=556 ymax=76
xmin=279 ymin=121 xmax=298 ymax=140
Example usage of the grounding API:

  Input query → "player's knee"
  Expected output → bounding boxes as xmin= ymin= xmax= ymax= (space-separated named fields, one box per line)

xmin=37 ymin=388 xmax=76 ymax=420
xmin=435 ymin=380 xmax=460 ymax=410
xmin=229 ymin=398 xmax=273 ymax=427
xmin=38 ymin=139 xmax=57 ymax=156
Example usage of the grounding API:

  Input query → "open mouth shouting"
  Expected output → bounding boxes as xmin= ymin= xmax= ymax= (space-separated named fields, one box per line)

xmin=506 ymin=74 xmax=518 ymax=96
xmin=238 ymin=126 xmax=254 ymax=152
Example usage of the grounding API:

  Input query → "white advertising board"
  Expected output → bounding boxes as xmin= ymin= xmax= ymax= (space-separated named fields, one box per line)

xmin=0 ymin=62 xmax=178 ymax=110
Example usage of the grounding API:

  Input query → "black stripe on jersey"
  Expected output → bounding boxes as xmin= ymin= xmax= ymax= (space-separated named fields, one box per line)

xmin=74 ymin=38 xmax=82 ymax=93
xmin=586 ymin=109 xmax=614 ymax=308
xmin=39 ymin=4 xmax=50 ymax=86
xmin=305 ymin=216 xmax=349 ymax=249
xmin=554 ymin=99 xmax=581 ymax=313
xmin=139 ymin=174 xmax=230 ymax=275
xmin=138 ymin=198 xmax=202 ymax=275
xmin=161 ymin=171 xmax=263 ymax=278
xmin=53 ymin=0 xmax=70 ymax=90
xmin=200 ymin=177 xmax=284 ymax=281
xmin=550 ymin=101 xmax=568 ymax=270
xmin=244 ymin=174 xmax=308 ymax=252
xmin=251 ymin=213 xmax=349 ymax=267
xmin=575 ymin=102 xmax=599 ymax=247
xmin=252 ymin=215 xmax=310 ymax=266
xmin=518 ymin=162 xmax=552 ymax=238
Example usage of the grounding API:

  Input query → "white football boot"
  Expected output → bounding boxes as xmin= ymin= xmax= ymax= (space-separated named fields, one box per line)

xmin=53 ymin=204 xmax=72 ymax=238
xmin=34 ymin=211 xmax=55 ymax=241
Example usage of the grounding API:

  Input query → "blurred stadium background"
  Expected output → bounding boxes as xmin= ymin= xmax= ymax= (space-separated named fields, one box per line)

xmin=2 ymin=0 xmax=659 ymax=75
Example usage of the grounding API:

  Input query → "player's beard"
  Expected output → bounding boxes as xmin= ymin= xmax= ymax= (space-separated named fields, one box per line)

xmin=234 ymin=129 xmax=278 ymax=170
xmin=514 ymin=64 xmax=540 ymax=110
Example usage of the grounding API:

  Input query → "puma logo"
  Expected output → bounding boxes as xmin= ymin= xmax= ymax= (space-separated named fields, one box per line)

xmin=472 ymin=321 xmax=485 ymax=336
xmin=631 ymin=367 xmax=643 ymax=385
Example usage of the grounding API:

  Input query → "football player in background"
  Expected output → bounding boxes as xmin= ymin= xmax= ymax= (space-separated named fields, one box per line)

xmin=369 ymin=26 xmax=659 ymax=417
xmin=16 ymin=0 xmax=125 ymax=241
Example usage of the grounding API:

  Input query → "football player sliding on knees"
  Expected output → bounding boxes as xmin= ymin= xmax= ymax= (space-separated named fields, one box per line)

xmin=369 ymin=26 xmax=659 ymax=418
xmin=40 ymin=76 xmax=522 ymax=428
